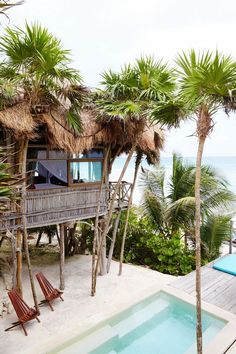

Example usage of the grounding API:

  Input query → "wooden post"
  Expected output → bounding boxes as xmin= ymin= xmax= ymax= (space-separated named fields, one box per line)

xmin=107 ymin=210 xmax=121 ymax=273
xmin=99 ymin=219 xmax=106 ymax=276
xmin=22 ymin=222 xmax=40 ymax=314
xmin=229 ymin=220 xmax=233 ymax=254
xmin=91 ymin=145 xmax=111 ymax=295
xmin=92 ymin=144 xmax=137 ymax=296
xmin=59 ymin=223 xmax=65 ymax=290
xmin=119 ymin=156 xmax=141 ymax=276
xmin=15 ymin=139 xmax=27 ymax=296
xmin=10 ymin=231 xmax=17 ymax=289
xmin=36 ymin=231 xmax=43 ymax=247
xmin=5 ymin=230 xmax=17 ymax=289
xmin=16 ymin=229 xmax=23 ymax=295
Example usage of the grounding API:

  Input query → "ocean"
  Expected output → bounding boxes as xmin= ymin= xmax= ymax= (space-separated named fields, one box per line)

xmin=110 ymin=156 xmax=236 ymax=205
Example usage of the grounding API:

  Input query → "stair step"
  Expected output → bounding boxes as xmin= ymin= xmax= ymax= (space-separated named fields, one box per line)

xmin=59 ymin=325 xmax=118 ymax=354
xmin=112 ymin=297 xmax=170 ymax=337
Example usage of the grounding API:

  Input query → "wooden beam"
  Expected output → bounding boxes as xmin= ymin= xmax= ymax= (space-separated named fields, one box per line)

xmin=16 ymin=229 xmax=23 ymax=295
xmin=59 ymin=223 xmax=65 ymax=290
xmin=107 ymin=210 xmax=121 ymax=273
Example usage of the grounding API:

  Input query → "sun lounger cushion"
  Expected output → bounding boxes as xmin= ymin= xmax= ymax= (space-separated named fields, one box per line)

xmin=213 ymin=254 xmax=236 ymax=275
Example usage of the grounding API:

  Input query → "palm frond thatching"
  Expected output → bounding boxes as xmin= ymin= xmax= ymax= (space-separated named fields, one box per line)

xmin=0 ymin=101 xmax=164 ymax=160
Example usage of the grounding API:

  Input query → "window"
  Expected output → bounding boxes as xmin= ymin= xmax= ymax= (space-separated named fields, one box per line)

xmin=70 ymin=161 xmax=102 ymax=184
xmin=26 ymin=144 xmax=104 ymax=189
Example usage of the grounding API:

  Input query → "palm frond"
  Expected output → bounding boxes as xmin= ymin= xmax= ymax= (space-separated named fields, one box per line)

xmin=201 ymin=215 xmax=231 ymax=258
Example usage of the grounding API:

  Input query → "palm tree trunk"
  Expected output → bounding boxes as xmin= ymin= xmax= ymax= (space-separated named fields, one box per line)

xmin=16 ymin=140 xmax=26 ymax=295
xmin=91 ymin=145 xmax=111 ymax=295
xmin=119 ymin=156 xmax=141 ymax=276
xmin=19 ymin=139 xmax=40 ymax=313
xmin=106 ymin=210 xmax=121 ymax=273
xmin=195 ymin=107 xmax=212 ymax=354
xmin=91 ymin=144 xmax=137 ymax=296
xmin=195 ymin=135 xmax=206 ymax=354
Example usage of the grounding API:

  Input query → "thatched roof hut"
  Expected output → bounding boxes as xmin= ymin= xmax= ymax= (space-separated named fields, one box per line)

xmin=0 ymin=102 xmax=164 ymax=163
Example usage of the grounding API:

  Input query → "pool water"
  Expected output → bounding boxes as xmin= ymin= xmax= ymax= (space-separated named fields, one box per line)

xmin=55 ymin=291 xmax=226 ymax=354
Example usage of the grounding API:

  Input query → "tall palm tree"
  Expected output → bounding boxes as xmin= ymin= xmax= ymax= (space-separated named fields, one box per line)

xmin=91 ymin=56 xmax=174 ymax=294
xmin=0 ymin=23 xmax=83 ymax=311
xmin=152 ymin=50 xmax=236 ymax=354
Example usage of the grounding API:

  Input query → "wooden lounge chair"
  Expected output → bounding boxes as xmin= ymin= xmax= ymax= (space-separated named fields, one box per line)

xmin=5 ymin=289 xmax=40 ymax=336
xmin=36 ymin=272 xmax=63 ymax=311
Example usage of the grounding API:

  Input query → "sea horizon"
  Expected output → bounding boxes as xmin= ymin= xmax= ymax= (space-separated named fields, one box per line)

xmin=110 ymin=155 xmax=236 ymax=205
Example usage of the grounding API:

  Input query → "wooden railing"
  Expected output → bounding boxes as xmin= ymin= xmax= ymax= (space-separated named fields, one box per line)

xmin=109 ymin=181 xmax=132 ymax=209
xmin=1 ymin=185 xmax=108 ymax=230
xmin=0 ymin=181 xmax=132 ymax=230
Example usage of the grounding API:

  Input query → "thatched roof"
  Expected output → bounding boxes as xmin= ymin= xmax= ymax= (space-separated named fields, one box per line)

xmin=0 ymin=103 xmax=37 ymax=139
xmin=0 ymin=102 xmax=164 ymax=164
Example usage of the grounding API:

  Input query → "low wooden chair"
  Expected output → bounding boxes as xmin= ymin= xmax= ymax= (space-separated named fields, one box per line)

xmin=5 ymin=289 xmax=40 ymax=336
xmin=36 ymin=272 xmax=64 ymax=311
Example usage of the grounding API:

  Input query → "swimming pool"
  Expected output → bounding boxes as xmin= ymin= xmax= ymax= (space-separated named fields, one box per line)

xmin=53 ymin=291 xmax=227 ymax=354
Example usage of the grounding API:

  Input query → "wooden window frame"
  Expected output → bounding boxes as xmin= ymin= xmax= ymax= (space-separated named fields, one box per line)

xmin=27 ymin=145 xmax=104 ymax=189
xmin=68 ymin=158 xmax=103 ymax=187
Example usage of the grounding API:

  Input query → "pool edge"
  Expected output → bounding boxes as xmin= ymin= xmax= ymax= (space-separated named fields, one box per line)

xmin=45 ymin=283 xmax=236 ymax=354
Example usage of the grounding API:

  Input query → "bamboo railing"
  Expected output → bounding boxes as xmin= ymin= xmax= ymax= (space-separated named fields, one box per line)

xmin=0 ymin=182 xmax=131 ymax=230
xmin=108 ymin=181 xmax=132 ymax=209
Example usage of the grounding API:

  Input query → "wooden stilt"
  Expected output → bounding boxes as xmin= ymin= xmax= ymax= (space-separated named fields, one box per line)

xmin=22 ymin=222 xmax=40 ymax=314
xmin=119 ymin=156 xmax=141 ymax=276
xmin=9 ymin=230 xmax=17 ymax=289
xmin=91 ymin=145 xmax=111 ymax=296
xmin=59 ymin=223 xmax=65 ymax=290
xmin=229 ymin=220 xmax=233 ymax=254
xmin=16 ymin=229 xmax=23 ymax=295
xmin=99 ymin=219 xmax=106 ymax=276
xmin=36 ymin=231 xmax=43 ymax=247
xmin=107 ymin=210 xmax=121 ymax=273
xmin=92 ymin=144 xmax=137 ymax=294
xmin=56 ymin=226 xmax=60 ymax=245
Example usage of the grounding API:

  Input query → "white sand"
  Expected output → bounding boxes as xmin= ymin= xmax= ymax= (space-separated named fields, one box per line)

xmin=0 ymin=255 xmax=174 ymax=354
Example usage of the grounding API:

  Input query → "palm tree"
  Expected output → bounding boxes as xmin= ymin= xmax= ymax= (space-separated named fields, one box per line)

xmin=141 ymin=153 xmax=235 ymax=243
xmin=0 ymin=23 xmax=83 ymax=311
xmin=0 ymin=1 xmax=23 ymax=16
xmin=91 ymin=56 xmax=174 ymax=295
xmin=0 ymin=23 xmax=83 ymax=127
xmin=201 ymin=215 xmax=232 ymax=259
xmin=0 ymin=146 xmax=19 ymax=213
xmin=152 ymin=50 xmax=236 ymax=354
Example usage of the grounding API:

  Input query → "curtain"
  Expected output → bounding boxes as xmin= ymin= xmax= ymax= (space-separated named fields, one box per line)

xmin=37 ymin=150 xmax=68 ymax=183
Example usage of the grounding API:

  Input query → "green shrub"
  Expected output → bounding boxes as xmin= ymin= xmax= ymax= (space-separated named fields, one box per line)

xmin=110 ymin=210 xmax=195 ymax=276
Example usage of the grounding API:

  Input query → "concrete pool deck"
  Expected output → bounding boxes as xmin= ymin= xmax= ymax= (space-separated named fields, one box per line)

xmin=0 ymin=255 xmax=173 ymax=354
xmin=1 ymin=255 xmax=236 ymax=354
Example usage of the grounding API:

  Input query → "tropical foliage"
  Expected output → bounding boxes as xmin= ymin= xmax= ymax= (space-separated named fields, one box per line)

xmin=108 ymin=209 xmax=195 ymax=275
xmin=0 ymin=147 xmax=19 ymax=213
xmin=140 ymin=153 xmax=235 ymax=235
xmin=201 ymin=215 xmax=231 ymax=259
xmin=96 ymin=56 xmax=175 ymax=122
xmin=0 ymin=23 xmax=84 ymax=132
xmin=0 ymin=1 xmax=23 ymax=17
xmin=150 ymin=51 xmax=236 ymax=353
xmin=140 ymin=153 xmax=235 ymax=258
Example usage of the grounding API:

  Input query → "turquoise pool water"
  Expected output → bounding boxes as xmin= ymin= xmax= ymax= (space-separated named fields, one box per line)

xmin=54 ymin=291 xmax=226 ymax=354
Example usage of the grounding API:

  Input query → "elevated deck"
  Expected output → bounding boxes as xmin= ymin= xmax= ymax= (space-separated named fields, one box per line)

xmin=1 ymin=181 xmax=132 ymax=230
xmin=172 ymin=258 xmax=236 ymax=314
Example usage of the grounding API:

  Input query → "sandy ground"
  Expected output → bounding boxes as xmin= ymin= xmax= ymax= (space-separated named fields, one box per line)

xmin=0 ymin=255 xmax=174 ymax=354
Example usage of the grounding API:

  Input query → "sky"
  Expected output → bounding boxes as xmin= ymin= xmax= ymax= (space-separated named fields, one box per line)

xmin=3 ymin=0 xmax=236 ymax=156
